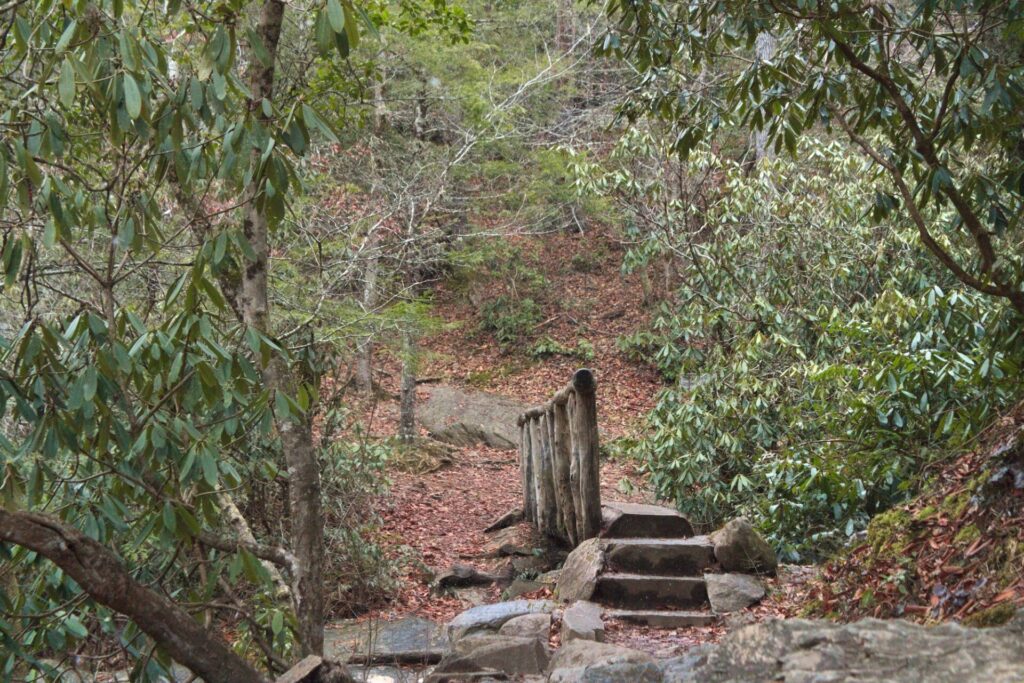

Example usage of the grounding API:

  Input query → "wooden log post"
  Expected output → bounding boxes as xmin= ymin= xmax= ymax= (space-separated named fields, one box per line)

xmin=517 ymin=369 xmax=601 ymax=546
xmin=571 ymin=369 xmax=601 ymax=541
xmin=529 ymin=417 xmax=546 ymax=532
xmin=533 ymin=415 xmax=558 ymax=537
xmin=552 ymin=401 xmax=577 ymax=546
xmin=520 ymin=421 xmax=535 ymax=523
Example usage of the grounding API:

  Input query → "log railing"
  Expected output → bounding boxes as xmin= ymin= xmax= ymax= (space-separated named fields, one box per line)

xmin=516 ymin=368 xmax=601 ymax=547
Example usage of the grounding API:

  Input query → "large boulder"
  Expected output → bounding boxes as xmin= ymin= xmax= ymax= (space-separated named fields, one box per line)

xmin=451 ymin=634 xmax=550 ymax=676
xmin=555 ymin=538 xmax=604 ymax=602
xmin=710 ymin=518 xmax=777 ymax=575
xmin=418 ymin=385 xmax=526 ymax=449
xmin=547 ymin=640 xmax=656 ymax=683
xmin=704 ymin=573 xmax=765 ymax=614
xmin=663 ymin=610 xmax=1024 ymax=682
xmin=446 ymin=600 xmax=556 ymax=641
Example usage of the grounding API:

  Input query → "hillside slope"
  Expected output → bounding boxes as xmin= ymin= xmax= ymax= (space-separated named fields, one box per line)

xmin=807 ymin=404 xmax=1024 ymax=625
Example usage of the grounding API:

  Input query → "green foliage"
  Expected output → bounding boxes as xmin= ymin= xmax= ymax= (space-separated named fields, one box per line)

xmin=480 ymin=296 xmax=542 ymax=347
xmin=600 ymin=0 xmax=1024 ymax=315
xmin=528 ymin=336 xmax=595 ymax=361
xmin=575 ymin=136 xmax=1024 ymax=559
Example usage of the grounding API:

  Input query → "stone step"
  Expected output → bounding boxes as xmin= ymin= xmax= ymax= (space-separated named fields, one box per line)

xmin=604 ymin=608 xmax=718 ymax=629
xmin=593 ymin=573 xmax=708 ymax=610
xmin=600 ymin=502 xmax=694 ymax=539
xmin=603 ymin=536 xmax=715 ymax=576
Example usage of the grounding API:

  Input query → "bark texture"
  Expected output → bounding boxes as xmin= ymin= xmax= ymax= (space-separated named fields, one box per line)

xmin=0 ymin=510 xmax=268 ymax=683
xmin=241 ymin=0 xmax=325 ymax=656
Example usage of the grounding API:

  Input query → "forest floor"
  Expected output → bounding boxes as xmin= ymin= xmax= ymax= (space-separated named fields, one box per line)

xmin=336 ymin=227 xmax=814 ymax=656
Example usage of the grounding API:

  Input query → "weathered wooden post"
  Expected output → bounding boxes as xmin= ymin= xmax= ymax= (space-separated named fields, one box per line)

xmin=537 ymin=412 xmax=558 ymax=537
xmin=551 ymin=401 xmax=577 ymax=546
xmin=519 ymin=421 xmax=535 ymax=523
xmin=570 ymin=369 xmax=601 ymax=541
xmin=517 ymin=369 xmax=601 ymax=546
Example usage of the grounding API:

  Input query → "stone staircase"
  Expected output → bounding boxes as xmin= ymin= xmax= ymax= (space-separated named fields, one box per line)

xmin=561 ymin=501 xmax=720 ymax=628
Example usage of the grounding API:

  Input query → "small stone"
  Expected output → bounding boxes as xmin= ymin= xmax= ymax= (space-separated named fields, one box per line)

xmin=705 ymin=573 xmax=766 ymax=613
xmin=710 ymin=518 xmax=777 ymax=575
xmin=562 ymin=601 xmax=604 ymax=643
xmin=498 ymin=613 xmax=551 ymax=640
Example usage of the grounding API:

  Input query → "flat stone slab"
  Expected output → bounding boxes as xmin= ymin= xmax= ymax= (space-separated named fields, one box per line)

xmin=418 ymin=385 xmax=526 ymax=449
xmin=447 ymin=599 xmax=557 ymax=641
xmin=594 ymin=573 xmax=708 ymax=610
xmin=603 ymin=536 xmax=715 ymax=576
xmin=605 ymin=608 xmax=718 ymax=628
xmin=325 ymin=617 xmax=449 ymax=664
xmin=601 ymin=502 xmax=694 ymax=539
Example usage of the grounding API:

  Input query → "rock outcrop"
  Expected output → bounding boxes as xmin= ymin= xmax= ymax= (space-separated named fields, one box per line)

xmin=418 ymin=385 xmax=526 ymax=449
xmin=668 ymin=610 xmax=1024 ymax=682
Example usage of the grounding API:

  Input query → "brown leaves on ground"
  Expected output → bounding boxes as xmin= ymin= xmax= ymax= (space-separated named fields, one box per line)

xmin=805 ymin=404 xmax=1024 ymax=624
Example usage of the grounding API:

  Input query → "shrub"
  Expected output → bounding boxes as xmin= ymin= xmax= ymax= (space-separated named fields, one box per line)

xmin=574 ymin=136 xmax=1024 ymax=559
xmin=480 ymin=296 xmax=542 ymax=348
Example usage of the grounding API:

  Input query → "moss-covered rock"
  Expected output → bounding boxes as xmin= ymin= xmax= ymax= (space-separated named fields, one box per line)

xmin=962 ymin=603 xmax=1017 ymax=628
xmin=866 ymin=507 xmax=911 ymax=557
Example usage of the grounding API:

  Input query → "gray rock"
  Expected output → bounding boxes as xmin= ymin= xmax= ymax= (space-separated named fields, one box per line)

xmin=447 ymin=600 xmax=556 ymax=641
xmin=547 ymin=640 xmax=654 ymax=683
xmin=498 ymin=612 xmax=551 ymax=640
xmin=705 ymin=573 xmax=765 ymax=613
xmin=418 ymin=385 xmax=526 ymax=449
xmin=562 ymin=601 xmax=604 ymax=643
xmin=578 ymin=661 xmax=663 ymax=682
xmin=433 ymin=564 xmax=500 ymax=593
xmin=672 ymin=610 xmax=1024 ymax=682
xmin=325 ymin=617 xmax=449 ymax=665
xmin=503 ymin=578 xmax=543 ymax=600
xmin=451 ymin=634 xmax=550 ymax=676
xmin=555 ymin=538 xmax=604 ymax=602
xmin=600 ymin=502 xmax=694 ymax=539
xmin=710 ymin=518 xmax=777 ymax=575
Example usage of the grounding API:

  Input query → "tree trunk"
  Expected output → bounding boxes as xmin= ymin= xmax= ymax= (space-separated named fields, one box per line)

xmin=0 ymin=510 xmax=268 ymax=683
xmin=752 ymin=32 xmax=777 ymax=164
xmin=356 ymin=232 xmax=381 ymax=393
xmin=398 ymin=330 xmax=417 ymax=443
xmin=240 ymin=0 xmax=325 ymax=657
